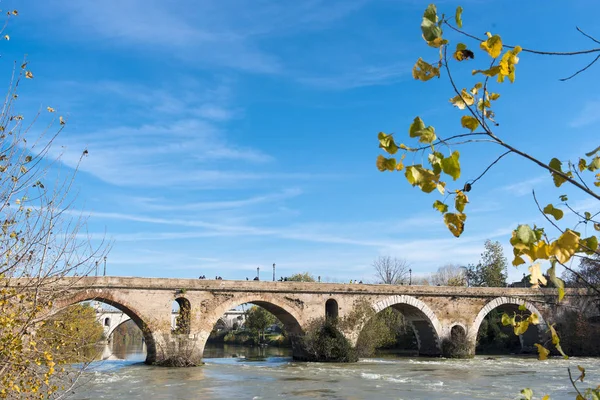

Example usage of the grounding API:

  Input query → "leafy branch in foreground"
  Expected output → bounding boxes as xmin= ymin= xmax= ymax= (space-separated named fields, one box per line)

xmin=376 ymin=4 xmax=599 ymax=399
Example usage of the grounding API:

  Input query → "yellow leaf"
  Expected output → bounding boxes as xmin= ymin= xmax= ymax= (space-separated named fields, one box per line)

xmin=529 ymin=313 xmax=540 ymax=325
xmin=514 ymin=320 xmax=529 ymax=336
xmin=535 ymin=343 xmax=550 ymax=360
xmin=413 ymin=58 xmax=440 ymax=81
xmin=376 ymin=155 xmax=397 ymax=172
xmin=480 ymin=34 xmax=503 ymax=58
xmin=498 ymin=46 xmax=522 ymax=83
xmin=443 ymin=212 xmax=466 ymax=237
xmin=455 ymin=6 xmax=463 ymax=28
xmin=47 ymin=107 xmax=55 ymax=113
xmin=461 ymin=115 xmax=479 ymax=132
xmin=472 ymin=66 xmax=501 ymax=78
xmin=25 ymin=71 xmax=33 ymax=79
xmin=59 ymin=116 xmax=66 ymax=125
xmin=433 ymin=200 xmax=448 ymax=214
xmin=550 ymin=229 xmax=580 ymax=264
xmin=541 ymin=396 xmax=550 ymax=400
xmin=3 ymin=35 xmax=9 ymax=41
xmin=542 ymin=204 xmax=564 ymax=221
xmin=454 ymin=190 xmax=468 ymax=212
xmin=449 ymin=89 xmax=475 ymax=110
xmin=529 ymin=263 xmax=547 ymax=288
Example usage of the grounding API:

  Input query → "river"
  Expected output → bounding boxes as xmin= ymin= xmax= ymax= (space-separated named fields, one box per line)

xmin=71 ymin=341 xmax=600 ymax=399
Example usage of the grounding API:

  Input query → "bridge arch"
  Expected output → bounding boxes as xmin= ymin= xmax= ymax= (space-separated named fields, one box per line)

xmin=54 ymin=291 xmax=157 ymax=364
xmin=359 ymin=295 xmax=443 ymax=356
xmin=471 ymin=296 xmax=548 ymax=352
xmin=200 ymin=294 xmax=306 ymax=357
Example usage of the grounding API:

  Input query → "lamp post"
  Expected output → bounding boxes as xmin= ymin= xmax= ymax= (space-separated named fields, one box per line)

xmin=409 ymin=268 xmax=412 ymax=285
xmin=95 ymin=261 xmax=99 ymax=276
xmin=257 ymin=266 xmax=260 ymax=281
xmin=103 ymin=256 xmax=107 ymax=276
xmin=273 ymin=263 xmax=276 ymax=282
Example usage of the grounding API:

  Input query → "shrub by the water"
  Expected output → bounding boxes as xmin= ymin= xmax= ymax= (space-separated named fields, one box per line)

xmin=294 ymin=318 xmax=358 ymax=362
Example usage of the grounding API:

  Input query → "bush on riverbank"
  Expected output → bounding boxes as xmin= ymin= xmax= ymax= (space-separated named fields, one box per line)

xmin=294 ymin=318 xmax=358 ymax=362
xmin=556 ymin=310 xmax=600 ymax=356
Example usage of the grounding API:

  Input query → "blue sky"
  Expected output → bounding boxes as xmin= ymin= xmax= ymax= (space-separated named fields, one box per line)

xmin=4 ymin=0 xmax=599 ymax=282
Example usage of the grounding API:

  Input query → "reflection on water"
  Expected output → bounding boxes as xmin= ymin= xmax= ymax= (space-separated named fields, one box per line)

xmin=96 ymin=339 xmax=147 ymax=362
xmin=203 ymin=343 xmax=292 ymax=360
xmin=72 ymin=341 xmax=600 ymax=400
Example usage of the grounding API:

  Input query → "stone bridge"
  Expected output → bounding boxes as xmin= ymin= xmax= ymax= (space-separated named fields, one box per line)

xmin=42 ymin=277 xmax=597 ymax=365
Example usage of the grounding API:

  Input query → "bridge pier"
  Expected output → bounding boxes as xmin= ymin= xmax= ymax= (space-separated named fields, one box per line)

xmin=151 ymin=331 xmax=208 ymax=366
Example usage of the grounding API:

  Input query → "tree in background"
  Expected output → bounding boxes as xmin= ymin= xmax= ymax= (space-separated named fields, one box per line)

xmin=287 ymin=272 xmax=316 ymax=282
xmin=564 ymin=255 xmax=600 ymax=288
xmin=36 ymin=304 xmax=105 ymax=364
xmin=356 ymin=307 xmax=413 ymax=357
xmin=467 ymin=240 xmax=507 ymax=287
xmin=244 ymin=306 xmax=278 ymax=343
xmin=429 ymin=264 xmax=466 ymax=286
xmin=373 ymin=256 xmax=410 ymax=284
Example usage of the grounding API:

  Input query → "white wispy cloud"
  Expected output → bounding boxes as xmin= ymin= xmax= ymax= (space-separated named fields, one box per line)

xmin=499 ymin=175 xmax=548 ymax=197
xmin=570 ymin=100 xmax=600 ymax=128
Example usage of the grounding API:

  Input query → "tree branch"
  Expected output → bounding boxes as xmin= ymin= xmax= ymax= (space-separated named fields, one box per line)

xmin=468 ymin=150 xmax=512 ymax=187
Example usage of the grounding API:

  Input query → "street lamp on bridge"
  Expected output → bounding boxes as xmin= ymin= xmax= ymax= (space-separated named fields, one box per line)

xmin=273 ymin=263 xmax=276 ymax=282
xmin=257 ymin=266 xmax=260 ymax=281
xmin=103 ymin=256 xmax=107 ymax=276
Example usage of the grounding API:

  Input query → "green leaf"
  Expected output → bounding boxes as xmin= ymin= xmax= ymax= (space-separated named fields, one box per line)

xmin=585 ymin=145 xmax=600 ymax=157
xmin=433 ymin=200 xmax=448 ymax=214
xmin=378 ymin=132 xmax=399 ymax=155
xmin=421 ymin=7 xmax=442 ymax=44
xmin=409 ymin=117 xmax=437 ymax=144
xmin=559 ymin=194 xmax=568 ymax=202
xmin=441 ymin=151 xmax=461 ymax=180
xmin=418 ymin=127 xmax=437 ymax=144
xmin=460 ymin=115 xmax=479 ymax=132
xmin=423 ymin=4 xmax=438 ymax=23
xmin=455 ymin=6 xmax=463 ymax=28
xmin=480 ymin=34 xmax=503 ymax=58
xmin=376 ymin=155 xmax=397 ymax=172
xmin=409 ymin=117 xmax=426 ymax=138
xmin=549 ymin=157 xmax=571 ymax=188
xmin=405 ymin=165 xmax=438 ymax=193
xmin=518 ymin=303 xmax=527 ymax=311
xmin=515 ymin=225 xmax=536 ymax=245
xmin=581 ymin=235 xmax=599 ymax=254
xmin=542 ymin=204 xmax=564 ymax=221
